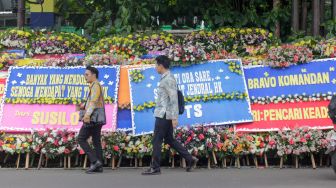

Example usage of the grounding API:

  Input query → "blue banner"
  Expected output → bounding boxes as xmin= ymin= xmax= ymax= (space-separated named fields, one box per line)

xmin=116 ymin=109 xmax=133 ymax=131
xmin=5 ymin=66 xmax=120 ymax=101
xmin=244 ymin=59 xmax=336 ymax=98
xmin=129 ymin=60 xmax=253 ymax=135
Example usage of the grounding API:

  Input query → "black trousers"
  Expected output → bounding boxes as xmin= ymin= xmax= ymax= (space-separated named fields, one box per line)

xmin=78 ymin=124 xmax=103 ymax=163
xmin=151 ymin=116 xmax=193 ymax=170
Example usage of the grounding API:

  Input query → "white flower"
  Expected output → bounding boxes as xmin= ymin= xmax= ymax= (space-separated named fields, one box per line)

xmin=47 ymin=137 xmax=54 ymax=143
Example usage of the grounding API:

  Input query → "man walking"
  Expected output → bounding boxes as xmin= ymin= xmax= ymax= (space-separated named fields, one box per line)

xmin=142 ymin=55 xmax=198 ymax=175
xmin=78 ymin=66 xmax=105 ymax=174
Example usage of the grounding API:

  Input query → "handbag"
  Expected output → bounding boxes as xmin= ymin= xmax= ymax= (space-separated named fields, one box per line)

xmin=79 ymin=83 xmax=106 ymax=127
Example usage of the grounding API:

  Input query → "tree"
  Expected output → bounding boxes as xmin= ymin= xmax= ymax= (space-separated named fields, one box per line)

xmin=292 ymin=0 xmax=299 ymax=33
xmin=312 ymin=0 xmax=320 ymax=36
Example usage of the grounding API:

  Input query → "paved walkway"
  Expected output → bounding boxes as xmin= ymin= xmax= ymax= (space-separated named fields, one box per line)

xmin=0 ymin=167 xmax=335 ymax=188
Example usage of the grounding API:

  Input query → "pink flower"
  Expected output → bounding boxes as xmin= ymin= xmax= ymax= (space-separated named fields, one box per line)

xmin=79 ymin=149 xmax=85 ymax=155
xmin=62 ymin=137 xmax=68 ymax=143
xmin=198 ymin=134 xmax=205 ymax=140
xmin=269 ymin=140 xmax=276 ymax=146
xmin=259 ymin=142 xmax=265 ymax=148
xmin=64 ymin=148 xmax=70 ymax=154
xmin=187 ymin=136 xmax=192 ymax=142
xmin=293 ymin=54 xmax=299 ymax=62
xmin=300 ymin=137 xmax=307 ymax=143
xmin=305 ymin=134 xmax=311 ymax=140
xmin=113 ymin=145 xmax=119 ymax=152
xmin=289 ymin=139 xmax=295 ymax=145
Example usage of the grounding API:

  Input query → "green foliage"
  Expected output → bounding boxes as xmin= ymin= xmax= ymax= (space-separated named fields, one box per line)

xmin=54 ymin=0 xmax=307 ymax=41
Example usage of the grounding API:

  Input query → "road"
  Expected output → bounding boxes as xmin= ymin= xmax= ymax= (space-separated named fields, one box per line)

xmin=0 ymin=167 xmax=335 ymax=188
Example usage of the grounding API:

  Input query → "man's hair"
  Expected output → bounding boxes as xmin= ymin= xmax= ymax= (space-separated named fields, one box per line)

xmin=86 ymin=66 xmax=99 ymax=78
xmin=156 ymin=55 xmax=171 ymax=69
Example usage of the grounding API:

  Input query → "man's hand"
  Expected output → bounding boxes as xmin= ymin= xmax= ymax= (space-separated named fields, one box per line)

xmin=83 ymin=115 xmax=90 ymax=123
xmin=172 ymin=119 xmax=178 ymax=128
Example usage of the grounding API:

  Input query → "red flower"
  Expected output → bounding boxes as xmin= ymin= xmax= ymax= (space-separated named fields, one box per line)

xmin=38 ymin=131 xmax=44 ymax=137
xmin=289 ymin=139 xmax=295 ymax=145
xmin=79 ymin=149 xmax=85 ymax=155
xmin=198 ymin=134 xmax=205 ymax=140
xmin=101 ymin=141 xmax=107 ymax=149
xmin=293 ymin=54 xmax=299 ymax=63
xmin=54 ymin=140 xmax=59 ymax=146
xmin=64 ymin=148 xmax=70 ymax=154
xmin=300 ymin=137 xmax=307 ymax=143
xmin=62 ymin=137 xmax=68 ymax=143
xmin=187 ymin=136 xmax=192 ymax=142
xmin=269 ymin=140 xmax=276 ymax=146
xmin=305 ymin=134 xmax=311 ymax=140
xmin=259 ymin=142 xmax=265 ymax=148
xmin=113 ymin=145 xmax=120 ymax=152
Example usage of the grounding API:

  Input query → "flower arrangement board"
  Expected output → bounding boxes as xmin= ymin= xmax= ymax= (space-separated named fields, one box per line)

xmin=0 ymin=66 xmax=120 ymax=132
xmin=128 ymin=59 xmax=253 ymax=135
xmin=237 ymin=58 xmax=336 ymax=131
xmin=244 ymin=59 xmax=336 ymax=98
xmin=236 ymin=101 xmax=334 ymax=132
xmin=0 ymin=77 xmax=6 ymax=102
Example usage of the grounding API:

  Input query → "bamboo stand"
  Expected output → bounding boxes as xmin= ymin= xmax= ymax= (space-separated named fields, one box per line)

xmin=4 ymin=154 xmax=9 ymax=164
xmin=222 ymin=157 xmax=227 ymax=168
xmin=139 ymin=158 xmax=143 ymax=167
xmin=25 ymin=153 xmax=29 ymax=169
xmin=182 ymin=158 xmax=186 ymax=168
xmin=117 ymin=155 xmax=122 ymax=168
xmin=264 ymin=153 xmax=269 ymax=168
xmin=212 ymin=151 xmax=217 ymax=165
xmin=310 ymin=153 xmax=316 ymax=169
xmin=254 ymin=155 xmax=258 ymax=168
xmin=67 ymin=155 xmax=71 ymax=169
xmin=37 ymin=153 xmax=43 ymax=169
xmin=63 ymin=156 xmax=67 ymax=169
xmin=75 ymin=154 xmax=79 ymax=166
xmin=171 ymin=156 xmax=175 ymax=168
xmin=207 ymin=157 xmax=211 ymax=169
xmin=135 ymin=158 xmax=138 ymax=168
xmin=111 ymin=156 xmax=116 ymax=170
xmin=45 ymin=157 xmax=48 ymax=168
xmin=235 ymin=157 xmax=241 ymax=169
xmin=16 ymin=153 xmax=21 ymax=169
xmin=83 ymin=155 xmax=88 ymax=169
xmin=279 ymin=156 xmax=284 ymax=169
xmin=30 ymin=153 xmax=35 ymax=168
xmin=245 ymin=155 xmax=250 ymax=166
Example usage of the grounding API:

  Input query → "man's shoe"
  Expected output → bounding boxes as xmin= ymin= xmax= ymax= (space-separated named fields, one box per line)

xmin=141 ymin=168 xmax=161 ymax=175
xmin=94 ymin=166 xmax=103 ymax=173
xmin=86 ymin=160 xmax=103 ymax=174
xmin=186 ymin=156 xmax=199 ymax=172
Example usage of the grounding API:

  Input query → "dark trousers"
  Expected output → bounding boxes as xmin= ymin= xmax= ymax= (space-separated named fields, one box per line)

xmin=151 ymin=116 xmax=193 ymax=170
xmin=78 ymin=124 xmax=103 ymax=163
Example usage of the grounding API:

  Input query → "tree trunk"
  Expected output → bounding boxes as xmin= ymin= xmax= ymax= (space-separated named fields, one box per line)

xmin=320 ymin=0 xmax=325 ymax=36
xmin=273 ymin=0 xmax=281 ymax=37
xmin=301 ymin=0 xmax=308 ymax=33
xmin=312 ymin=0 xmax=320 ymax=36
xmin=292 ymin=0 xmax=300 ymax=33
xmin=17 ymin=0 xmax=25 ymax=28
xmin=333 ymin=0 xmax=336 ymax=19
